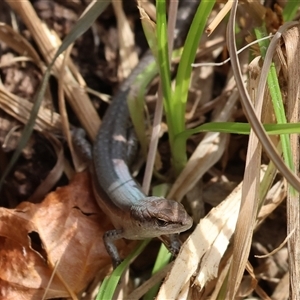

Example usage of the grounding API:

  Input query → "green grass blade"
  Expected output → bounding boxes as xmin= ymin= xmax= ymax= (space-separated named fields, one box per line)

xmin=128 ymin=60 xmax=158 ymax=156
xmin=171 ymin=0 xmax=215 ymax=173
xmin=254 ymin=26 xmax=295 ymax=179
xmin=144 ymin=244 xmax=171 ymax=300
xmin=96 ymin=240 xmax=150 ymax=300
xmin=174 ymin=122 xmax=300 ymax=149
xmin=267 ymin=66 xmax=294 ymax=171
xmin=156 ymin=0 xmax=172 ymax=117
xmin=173 ymin=0 xmax=215 ymax=129
xmin=283 ymin=0 xmax=299 ymax=21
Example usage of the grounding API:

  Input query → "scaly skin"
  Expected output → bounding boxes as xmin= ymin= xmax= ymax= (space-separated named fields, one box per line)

xmin=92 ymin=1 xmax=199 ymax=267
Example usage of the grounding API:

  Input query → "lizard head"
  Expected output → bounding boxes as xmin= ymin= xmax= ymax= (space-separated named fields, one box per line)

xmin=130 ymin=197 xmax=193 ymax=237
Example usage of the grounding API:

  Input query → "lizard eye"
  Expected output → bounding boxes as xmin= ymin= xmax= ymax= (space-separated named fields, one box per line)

xmin=156 ymin=219 xmax=169 ymax=227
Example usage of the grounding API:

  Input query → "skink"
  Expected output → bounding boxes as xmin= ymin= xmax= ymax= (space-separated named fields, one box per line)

xmin=91 ymin=1 xmax=198 ymax=266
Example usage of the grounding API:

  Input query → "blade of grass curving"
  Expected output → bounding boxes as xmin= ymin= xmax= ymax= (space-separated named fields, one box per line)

xmin=0 ymin=0 xmax=110 ymax=189
xmin=96 ymin=240 xmax=150 ymax=300
xmin=174 ymin=122 xmax=300 ymax=149
xmin=171 ymin=0 xmax=215 ymax=173
xmin=254 ymin=22 xmax=298 ymax=194
xmin=227 ymin=0 xmax=300 ymax=194
xmin=128 ymin=60 xmax=158 ymax=157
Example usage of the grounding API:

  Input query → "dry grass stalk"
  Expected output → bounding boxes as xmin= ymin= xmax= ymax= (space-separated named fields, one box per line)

xmin=157 ymin=166 xmax=285 ymax=299
xmin=6 ymin=0 xmax=100 ymax=140
xmin=227 ymin=1 xmax=300 ymax=296
xmin=0 ymin=86 xmax=62 ymax=133
xmin=282 ymin=24 xmax=300 ymax=300
xmin=112 ymin=0 xmax=138 ymax=80
xmin=227 ymin=42 xmax=265 ymax=299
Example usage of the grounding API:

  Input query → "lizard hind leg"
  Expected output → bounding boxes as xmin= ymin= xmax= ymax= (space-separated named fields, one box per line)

xmin=71 ymin=128 xmax=93 ymax=162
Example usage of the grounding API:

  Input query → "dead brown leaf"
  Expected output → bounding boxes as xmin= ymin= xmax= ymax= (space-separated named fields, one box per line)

xmin=0 ymin=172 xmax=131 ymax=299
